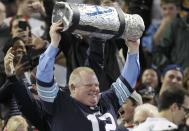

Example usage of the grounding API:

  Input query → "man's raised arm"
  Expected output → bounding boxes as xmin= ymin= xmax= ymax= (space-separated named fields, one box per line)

xmin=36 ymin=21 xmax=63 ymax=102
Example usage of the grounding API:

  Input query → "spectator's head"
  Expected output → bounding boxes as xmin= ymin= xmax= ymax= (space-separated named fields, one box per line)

xmin=16 ymin=0 xmax=41 ymax=17
xmin=68 ymin=67 xmax=100 ymax=107
xmin=11 ymin=38 xmax=27 ymax=66
xmin=160 ymin=0 xmax=181 ymax=17
xmin=10 ymin=18 xmax=31 ymax=44
xmin=6 ymin=115 xmax=28 ymax=131
xmin=160 ymin=64 xmax=183 ymax=95
xmin=158 ymin=87 xmax=189 ymax=125
xmin=0 ymin=1 xmax=6 ymax=25
xmin=118 ymin=95 xmax=141 ymax=125
xmin=142 ymin=68 xmax=159 ymax=89
xmin=133 ymin=103 xmax=159 ymax=126
xmin=183 ymin=67 xmax=189 ymax=91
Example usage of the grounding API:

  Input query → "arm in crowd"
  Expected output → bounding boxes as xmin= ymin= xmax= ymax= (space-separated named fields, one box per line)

xmin=3 ymin=48 xmax=50 ymax=131
xmin=0 ymin=78 xmax=14 ymax=102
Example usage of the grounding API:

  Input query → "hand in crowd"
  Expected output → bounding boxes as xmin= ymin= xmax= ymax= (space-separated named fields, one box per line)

xmin=4 ymin=48 xmax=31 ymax=77
xmin=28 ymin=1 xmax=46 ymax=16
xmin=50 ymin=21 xmax=64 ymax=48
xmin=160 ymin=15 xmax=174 ymax=27
xmin=4 ymin=48 xmax=15 ymax=76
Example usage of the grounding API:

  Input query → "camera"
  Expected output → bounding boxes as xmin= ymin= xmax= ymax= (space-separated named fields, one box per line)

xmin=18 ymin=21 xmax=29 ymax=31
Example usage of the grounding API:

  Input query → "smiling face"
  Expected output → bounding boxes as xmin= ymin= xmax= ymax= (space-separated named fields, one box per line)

xmin=160 ymin=70 xmax=183 ymax=95
xmin=69 ymin=67 xmax=100 ymax=107
xmin=142 ymin=69 xmax=159 ymax=88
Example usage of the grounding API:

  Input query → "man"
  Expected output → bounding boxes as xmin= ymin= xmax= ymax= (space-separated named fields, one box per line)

xmin=118 ymin=91 xmax=142 ymax=130
xmin=35 ymin=20 xmax=141 ymax=131
xmin=153 ymin=1 xmax=189 ymax=69
xmin=153 ymin=64 xmax=183 ymax=105
xmin=133 ymin=87 xmax=189 ymax=131
xmin=159 ymin=64 xmax=183 ymax=95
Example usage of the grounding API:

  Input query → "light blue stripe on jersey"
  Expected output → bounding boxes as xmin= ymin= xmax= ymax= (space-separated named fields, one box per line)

xmin=113 ymin=52 xmax=140 ymax=105
xmin=112 ymin=78 xmax=131 ymax=105
xmin=37 ymin=82 xmax=59 ymax=102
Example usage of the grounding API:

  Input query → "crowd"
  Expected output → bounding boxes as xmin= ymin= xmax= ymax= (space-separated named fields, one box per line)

xmin=1 ymin=0 xmax=189 ymax=131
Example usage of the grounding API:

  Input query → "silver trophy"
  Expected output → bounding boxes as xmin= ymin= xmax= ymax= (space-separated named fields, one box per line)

xmin=52 ymin=2 xmax=145 ymax=40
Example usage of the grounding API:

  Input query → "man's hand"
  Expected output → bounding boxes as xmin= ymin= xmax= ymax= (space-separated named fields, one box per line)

xmin=126 ymin=39 xmax=140 ymax=54
xmin=49 ymin=21 xmax=63 ymax=48
xmin=4 ymin=48 xmax=15 ymax=76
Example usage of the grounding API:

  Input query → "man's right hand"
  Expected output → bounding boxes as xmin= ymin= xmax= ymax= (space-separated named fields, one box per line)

xmin=50 ymin=21 xmax=63 ymax=48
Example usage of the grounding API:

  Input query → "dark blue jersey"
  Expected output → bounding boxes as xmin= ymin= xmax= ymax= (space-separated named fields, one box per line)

xmin=41 ymin=88 xmax=120 ymax=131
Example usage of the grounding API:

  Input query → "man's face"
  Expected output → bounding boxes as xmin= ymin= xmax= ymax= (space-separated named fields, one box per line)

xmin=12 ymin=40 xmax=27 ymax=65
xmin=142 ymin=69 xmax=158 ymax=88
xmin=0 ymin=2 xmax=6 ymax=25
xmin=161 ymin=70 xmax=183 ymax=94
xmin=161 ymin=3 xmax=179 ymax=17
xmin=119 ymin=99 xmax=136 ymax=123
xmin=71 ymin=71 xmax=100 ymax=107
xmin=174 ymin=96 xmax=189 ymax=125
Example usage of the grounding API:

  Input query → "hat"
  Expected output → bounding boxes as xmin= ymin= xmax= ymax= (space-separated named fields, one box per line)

xmin=162 ymin=64 xmax=183 ymax=76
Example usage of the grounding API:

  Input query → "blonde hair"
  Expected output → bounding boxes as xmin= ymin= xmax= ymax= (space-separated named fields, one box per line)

xmin=6 ymin=115 xmax=28 ymax=131
xmin=134 ymin=103 xmax=159 ymax=119
xmin=68 ymin=67 xmax=95 ymax=88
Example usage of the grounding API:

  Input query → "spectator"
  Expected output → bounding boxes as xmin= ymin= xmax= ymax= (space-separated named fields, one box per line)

xmin=159 ymin=64 xmax=183 ymax=95
xmin=153 ymin=6 xmax=189 ymax=69
xmin=133 ymin=87 xmax=189 ymax=131
xmin=118 ymin=91 xmax=143 ymax=130
xmin=137 ymin=68 xmax=160 ymax=103
xmin=3 ymin=48 xmax=50 ymax=131
xmin=142 ymin=0 xmax=180 ymax=66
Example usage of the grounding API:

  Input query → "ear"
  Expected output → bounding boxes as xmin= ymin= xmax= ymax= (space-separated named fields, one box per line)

xmin=170 ymin=103 xmax=179 ymax=112
xmin=70 ymin=84 xmax=76 ymax=92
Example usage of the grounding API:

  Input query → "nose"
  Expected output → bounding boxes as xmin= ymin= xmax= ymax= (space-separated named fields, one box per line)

xmin=92 ymin=84 xmax=100 ymax=92
xmin=171 ymin=77 xmax=179 ymax=84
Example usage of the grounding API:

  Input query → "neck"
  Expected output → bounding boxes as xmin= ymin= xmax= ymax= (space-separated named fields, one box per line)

xmin=159 ymin=110 xmax=173 ymax=122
